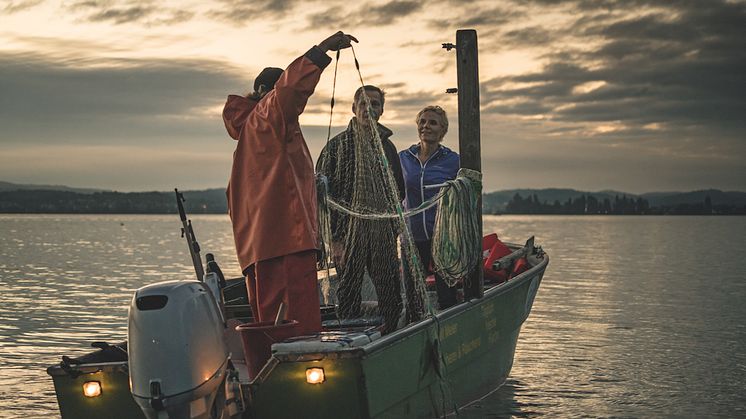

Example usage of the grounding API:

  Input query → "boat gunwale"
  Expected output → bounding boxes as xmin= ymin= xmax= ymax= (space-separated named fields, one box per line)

xmin=47 ymin=360 xmax=129 ymax=376
xmin=362 ymin=249 xmax=548 ymax=353
xmin=46 ymin=247 xmax=548 ymax=370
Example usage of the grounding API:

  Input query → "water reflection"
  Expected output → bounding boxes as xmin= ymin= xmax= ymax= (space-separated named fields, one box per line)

xmin=453 ymin=379 xmax=528 ymax=418
xmin=1 ymin=215 xmax=745 ymax=417
xmin=483 ymin=215 xmax=746 ymax=417
xmin=0 ymin=214 xmax=238 ymax=417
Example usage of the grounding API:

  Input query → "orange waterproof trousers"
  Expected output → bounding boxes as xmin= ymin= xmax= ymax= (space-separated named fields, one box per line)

xmin=245 ymin=250 xmax=321 ymax=336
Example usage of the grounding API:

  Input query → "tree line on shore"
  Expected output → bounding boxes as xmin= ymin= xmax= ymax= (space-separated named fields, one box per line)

xmin=0 ymin=189 xmax=227 ymax=214
xmin=1 ymin=189 xmax=744 ymax=215
xmin=503 ymin=193 xmax=746 ymax=215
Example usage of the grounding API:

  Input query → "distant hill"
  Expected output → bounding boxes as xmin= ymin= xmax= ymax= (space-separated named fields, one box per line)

xmin=1 ymin=181 xmax=744 ymax=214
xmin=0 ymin=181 xmax=106 ymax=194
xmin=484 ymin=188 xmax=746 ymax=213
xmin=483 ymin=188 xmax=638 ymax=213
xmin=0 ymin=188 xmax=227 ymax=214
xmin=640 ymin=189 xmax=746 ymax=207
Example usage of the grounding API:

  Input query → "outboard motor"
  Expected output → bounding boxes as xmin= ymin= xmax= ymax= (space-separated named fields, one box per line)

xmin=128 ymin=280 xmax=229 ymax=419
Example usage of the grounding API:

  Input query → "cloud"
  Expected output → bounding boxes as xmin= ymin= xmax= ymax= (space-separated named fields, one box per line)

xmin=2 ymin=0 xmax=744 ymax=193
xmin=482 ymin=0 xmax=746 ymax=139
xmin=485 ymin=101 xmax=554 ymax=116
xmin=303 ymin=0 xmax=423 ymax=29
xmin=497 ymin=25 xmax=556 ymax=48
xmin=2 ymin=0 xmax=42 ymax=14
xmin=367 ymin=0 xmax=421 ymax=24
xmin=88 ymin=6 xmax=152 ymax=23
xmin=66 ymin=0 xmax=194 ymax=25
xmin=207 ymin=0 xmax=300 ymax=23
xmin=0 ymin=47 xmax=255 ymax=191
xmin=426 ymin=4 xmax=522 ymax=30
xmin=306 ymin=6 xmax=345 ymax=28
xmin=0 ymin=50 xmax=250 ymax=144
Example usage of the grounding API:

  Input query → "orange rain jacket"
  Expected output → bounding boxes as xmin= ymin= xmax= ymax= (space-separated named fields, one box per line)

xmin=223 ymin=47 xmax=331 ymax=274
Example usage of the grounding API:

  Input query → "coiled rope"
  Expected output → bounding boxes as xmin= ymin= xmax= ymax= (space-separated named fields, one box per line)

xmin=431 ymin=168 xmax=483 ymax=285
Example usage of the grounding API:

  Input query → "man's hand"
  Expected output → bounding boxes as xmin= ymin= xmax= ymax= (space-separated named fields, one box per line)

xmin=318 ymin=31 xmax=358 ymax=52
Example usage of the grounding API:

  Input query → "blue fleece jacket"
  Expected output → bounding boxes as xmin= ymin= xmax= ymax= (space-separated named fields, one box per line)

xmin=399 ymin=144 xmax=460 ymax=241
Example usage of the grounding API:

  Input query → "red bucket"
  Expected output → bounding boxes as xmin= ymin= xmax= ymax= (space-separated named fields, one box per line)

xmin=235 ymin=320 xmax=299 ymax=381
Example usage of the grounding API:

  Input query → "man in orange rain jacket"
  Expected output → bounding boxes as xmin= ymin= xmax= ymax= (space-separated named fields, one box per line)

xmin=222 ymin=32 xmax=358 ymax=335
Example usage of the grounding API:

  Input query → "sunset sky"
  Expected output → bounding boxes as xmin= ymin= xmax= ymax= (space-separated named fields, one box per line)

xmin=1 ymin=0 xmax=744 ymax=193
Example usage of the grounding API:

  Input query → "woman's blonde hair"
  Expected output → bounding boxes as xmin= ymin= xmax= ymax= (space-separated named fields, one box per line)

xmin=415 ymin=105 xmax=449 ymax=139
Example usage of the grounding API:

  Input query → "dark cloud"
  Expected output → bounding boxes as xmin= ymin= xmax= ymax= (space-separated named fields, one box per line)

xmin=382 ymin=82 xmax=406 ymax=90
xmin=514 ymin=0 xmax=647 ymax=10
xmin=303 ymin=0 xmax=423 ymax=29
xmin=426 ymin=5 xmax=521 ymax=30
xmin=154 ymin=10 xmax=194 ymax=25
xmin=367 ymin=0 xmax=421 ymax=24
xmin=0 ymin=51 xmax=249 ymax=143
xmin=2 ymin=0 xmax=42 ymax=14
xmin=307 ymin=6 xmax=344 ymax=28
xmin=212 ymin=0 xmax=423 ymax=30
xmin=67 ymin=1 xmax=103 ymax=9
xmin=483 ymin=0 xmax=746 ymax=143
xmin=88 ymin=6 xmax=152 ymax=24
xmin=590 ymin=14 xmax=700 ymax=43
xmin=207 ymin=0 xmax=298 ymax=23
xmin=2 ymin=0 xmax=744 ymax=192
xmin=498 ymin=26 xmax=556 ymax=47
xmin=485 ymin=101 xmax=553 ymax=116
xmin=67 ymin=1 xmax=194 ymax=25
xmin=0 ymin=45 xmax=254 ymax=191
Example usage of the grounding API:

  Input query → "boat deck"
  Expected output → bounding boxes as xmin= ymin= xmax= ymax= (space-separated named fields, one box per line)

xmin=222 ymin=271 xmax=516 ymax=386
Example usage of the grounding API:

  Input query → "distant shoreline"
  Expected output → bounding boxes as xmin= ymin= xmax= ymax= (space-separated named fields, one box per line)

xmin=1 ymin=187 xmax=745 ymax=215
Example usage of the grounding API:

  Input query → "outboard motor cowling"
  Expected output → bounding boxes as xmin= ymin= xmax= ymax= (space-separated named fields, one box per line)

xmin=128 ymin=280 xmax=228 ymax=419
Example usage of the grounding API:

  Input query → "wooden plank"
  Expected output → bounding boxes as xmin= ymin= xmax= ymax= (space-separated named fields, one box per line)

xmin=456 ymin=29 xmax=484 ymax=300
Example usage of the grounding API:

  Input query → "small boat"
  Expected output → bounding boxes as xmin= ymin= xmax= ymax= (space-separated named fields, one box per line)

xmin=47 ymin=236 xmax=547 ymax=419
xmin=45 ymin=29 xmax=550 ymax=418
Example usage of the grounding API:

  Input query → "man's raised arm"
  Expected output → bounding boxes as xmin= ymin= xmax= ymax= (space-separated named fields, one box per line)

xmin=272 ymin=32 xmax=358 ymax=121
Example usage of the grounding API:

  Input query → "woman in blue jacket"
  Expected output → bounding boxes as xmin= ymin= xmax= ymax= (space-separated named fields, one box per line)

xmin=400 ymin=105 xmax=460 ymax=310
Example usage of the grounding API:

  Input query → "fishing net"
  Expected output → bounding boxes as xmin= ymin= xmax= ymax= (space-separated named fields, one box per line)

xmin=315 ymin=47 xmax=483 ymax=335
xmin=316 ymin=116 xmax=429 ymax=334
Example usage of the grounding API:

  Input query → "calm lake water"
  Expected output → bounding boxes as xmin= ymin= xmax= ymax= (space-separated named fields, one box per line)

xmin=1 ymin=214 xmax=745 ymax=418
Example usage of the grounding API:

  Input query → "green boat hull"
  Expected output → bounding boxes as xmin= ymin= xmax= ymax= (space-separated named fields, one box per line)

xmin=250 ymin=255 xmax=547 ymax=418
xmin=47 ymin=252 xmax=547 ymax=419
xmin=49 ymin=362 xmax=146 ymax=419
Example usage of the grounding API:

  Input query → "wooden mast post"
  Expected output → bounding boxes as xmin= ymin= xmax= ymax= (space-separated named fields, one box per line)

xmin=456 ymin=29 xmax=483 ymax=300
